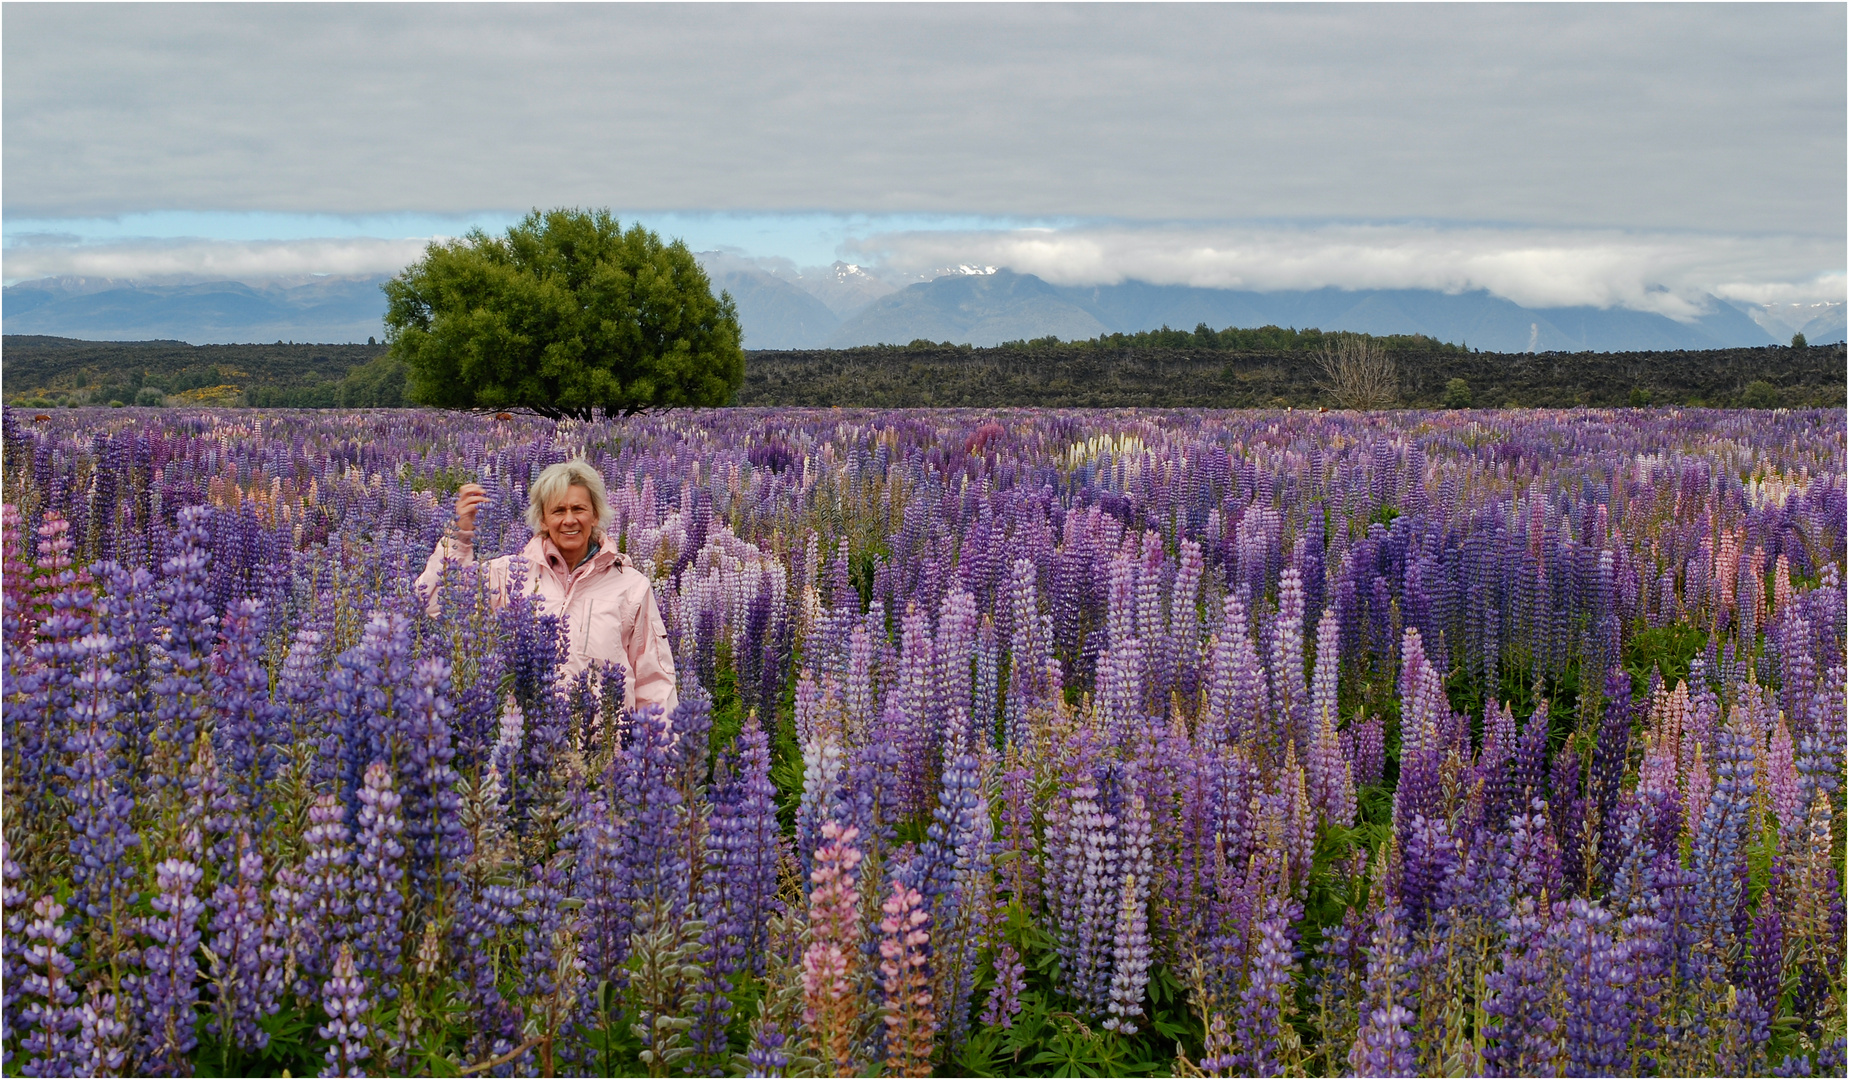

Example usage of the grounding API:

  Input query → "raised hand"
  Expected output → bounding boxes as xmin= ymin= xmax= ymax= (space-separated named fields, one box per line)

xmin=455 ymin=482 xmax=490 ymax=539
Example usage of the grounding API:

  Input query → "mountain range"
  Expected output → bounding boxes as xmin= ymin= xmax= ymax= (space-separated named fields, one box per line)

xmin=2 ymin=275 xmax=389 ymax=345
xmin=5 ymin=262 xmax=1841 ymax=352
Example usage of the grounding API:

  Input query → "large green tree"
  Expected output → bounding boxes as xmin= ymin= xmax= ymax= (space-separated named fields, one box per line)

xmin=382 ymin=208 xmax=744 ymax=418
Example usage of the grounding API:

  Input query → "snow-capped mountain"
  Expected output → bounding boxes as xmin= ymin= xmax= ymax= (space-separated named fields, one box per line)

xmin=1735 ymin=300 xmax=1846 ymax=344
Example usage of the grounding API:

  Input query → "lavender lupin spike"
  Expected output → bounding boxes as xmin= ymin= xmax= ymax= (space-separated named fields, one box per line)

xmin=16 ymin=895 xmax=80 ymax=1077
xmin=1271 ymin=567 xmax=1308 ymax=754
xmin=352 ymin=761 xmax=407 ymax=994
xmin=205 ymin=833 xmax=282 ymax=1052
xmin=139 ymin=858 xmax=206 ymax=1074
xmin=318 ymin=943 xmax=370 ymax=1078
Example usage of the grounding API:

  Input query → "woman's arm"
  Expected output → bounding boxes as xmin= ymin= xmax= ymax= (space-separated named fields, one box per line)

xmin=416 ymin=483 xmax=493 ymax=614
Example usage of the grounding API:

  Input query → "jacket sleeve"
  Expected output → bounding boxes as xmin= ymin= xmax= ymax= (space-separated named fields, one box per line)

xmin=627 ymin=579 xmax=679 ymax=716
xmin=415 ymin=536 xmax=473 ymax=616
xmin=416 ymin=537 xmax=512 ymax=615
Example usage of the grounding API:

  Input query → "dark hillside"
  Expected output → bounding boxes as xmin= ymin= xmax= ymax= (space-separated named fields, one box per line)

xmin=5 ymin=333 xmax=1841 ymax=410
xmin=3 ymin=336 xmax=390 ymax=407
xmin=739 ymin=341 xmax=1846 ymax=409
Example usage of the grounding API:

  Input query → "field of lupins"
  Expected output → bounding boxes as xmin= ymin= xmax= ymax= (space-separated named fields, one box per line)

xmin=1 ymin=403 xmax=1844 ymax=1078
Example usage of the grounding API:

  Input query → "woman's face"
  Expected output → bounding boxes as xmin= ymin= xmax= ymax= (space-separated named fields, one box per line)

xmin=544 ymin=484 xmax=597 ymax=561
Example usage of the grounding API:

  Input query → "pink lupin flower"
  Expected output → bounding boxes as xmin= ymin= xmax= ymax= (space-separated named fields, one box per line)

xmin=878 ymin=879 xmax=935 ymax=1076
xmin=802 ymin=821 xmax=863 ymax=1077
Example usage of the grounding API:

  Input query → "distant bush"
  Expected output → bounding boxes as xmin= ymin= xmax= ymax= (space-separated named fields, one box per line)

xmin=134 ymin=387 xmax=166 ymax=407
xmin=1792 ymin=332 xmax=1808 ymax=348
xmin=1443 ymin=377 xmax=1473 ymax=408
xmin=1740 ymin=379 xmax=1780 ymax=408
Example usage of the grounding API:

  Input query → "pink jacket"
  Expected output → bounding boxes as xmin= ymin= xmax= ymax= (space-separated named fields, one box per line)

xmin=416 ymin=533 xmax=679 ymax=716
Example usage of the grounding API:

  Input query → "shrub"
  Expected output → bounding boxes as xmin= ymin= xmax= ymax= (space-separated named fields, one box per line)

xmin=1741 ymin=379 xmax=1780 ymax=409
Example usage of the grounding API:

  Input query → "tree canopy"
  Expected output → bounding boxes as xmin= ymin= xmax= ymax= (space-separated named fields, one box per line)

xmin=382 ymin=208 xmax=744 ymax=418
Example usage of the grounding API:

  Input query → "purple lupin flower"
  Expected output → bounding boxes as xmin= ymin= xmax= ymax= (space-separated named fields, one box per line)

xmin=796 ymin=733 xmax=846 ymax=884
xmin=745 ymin=1023 xmax=789 ymax=1077
xmin=999 ymin=762 xmax=1040 ymax=912
xmin=616 ymin=703 xmax=694 ymax=920
xmin=1169 ymin=537 xmax=1205 ymax=707
xmin=889 ymin=603 xmax=937 ymax=813
xmin=934 ymin=588 xmax=978 ymax=752
xmin=211 ymin=597 xmax=285 ymax=828
xmin=205 ymin=833 xmax=282 ymax=1052
xmin=352 ymin=761 xmax=407 ymax=994
xmin=1047 ymin=777 xmax=1118 ymax=1011
xmin=572 ymin=789 xmax=634 ymax=990
xmin=314 ymin=612 xmax=415 ymax=830
xmin=917 ymin=750 xmax=991 ymax=1052
xmin=1095 ymin=635 xmax=1147 ymax=746
xmin=686 ymin=733 xmax=767 ymax=1063
xmin=1689 ymin=705 xmax=1757 ymax=957
xmin=1233 ymin=903 xmax=1295 ymax=1076
xmin=1514 ymin=699 xmax=1551 ymax=807
xmin=1553 ymin=897 xmax=1633 ymax=1076
xmin=1270 ymin=567 xmax=1308 ymax=753
xmin=1349 ymin=710 xmax=1385 ymax=789
xmin=299 ymin=793 xmax=353 ymax=990
xmin=1478 ymin=700 xmax=1518 ymax=830
xmin=1483 ymin=897 xmax=1560 ymax=1076
xmin=63 ymin=629 xmax=140 ymax=938
xmin=151 ymin=506 xmax=218 ymax=796
xmin=1349 ymin=903 xmax=1417 ymax=1077
xmin=1205 ymin=590 xmax=1267 ymax=747
xmin=399 ymin=655 xmax=467 ymax=909
xmin=980 ymin=942 xmax=1026 ymax=1029
xmin=16 ymin=895 xmax=80 ymax=1077
xmin=974 ymin=615 xmax=1001 ymax=747
xmin=1745 ymin=903 xmax=1784 ymax=1027
xmin=72 ymin=987 xmax=130 ymax=1077
xmin=318 ymin=943 xmax=371 ymax=1078
xmin=1103 ymin=788 xmax=1152 ymax=1035
xmin=139 ymin=858 xmax=205 ymax=1074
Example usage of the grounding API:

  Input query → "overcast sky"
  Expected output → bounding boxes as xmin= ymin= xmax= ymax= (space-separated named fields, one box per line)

xmin=4 ymin=3 xmax=1843 ymax=309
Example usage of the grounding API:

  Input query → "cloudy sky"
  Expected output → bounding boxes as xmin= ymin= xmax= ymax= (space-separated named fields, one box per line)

xmin=5 ymin=3 xmax=1843 ymax=312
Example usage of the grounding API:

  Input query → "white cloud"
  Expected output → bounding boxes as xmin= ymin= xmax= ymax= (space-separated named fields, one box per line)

xmin=7 ymin=221 xmax=1842 ymax=326
xmin=1 ymin=237 xmax=433 ymax=285
xmin=845 ymin=223 xmax=1848 ymax=319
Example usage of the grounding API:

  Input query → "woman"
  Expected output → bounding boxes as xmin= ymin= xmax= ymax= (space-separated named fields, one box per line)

xmin=417 ymin=459 xmax=678 ymax=716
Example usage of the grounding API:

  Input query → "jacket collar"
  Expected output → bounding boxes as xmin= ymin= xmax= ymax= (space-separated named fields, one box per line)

xmin=523 ymin=533 xmax=628 ymax=576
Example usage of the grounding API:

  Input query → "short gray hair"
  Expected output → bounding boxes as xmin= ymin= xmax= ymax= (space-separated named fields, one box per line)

xmin=526 ymin=460 xmax=613 ymax=540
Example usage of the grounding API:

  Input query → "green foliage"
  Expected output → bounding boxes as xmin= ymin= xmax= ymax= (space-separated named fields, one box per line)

xmin=1629 ymin=387 xmax=1653 ymax=407
xmin=1741 ymin=379 xmax=1780 ymax=409
xmin=1443 ymin=377 xmax=1473 ymax=409
xmin=956 ymin=901 xmax=1191 ymax=1077
xmin=134 ymin=387 xmax=166 ymax=407
xmin=1792 ymin=332 xmax=1808 ymax=348
xmin=383 ymin=208 xmax=744 ymax=420
xmin=333 ymin=353 xmax=409 ymax=407
xmin=1624 ymin=623 xmax=1709 ymax=691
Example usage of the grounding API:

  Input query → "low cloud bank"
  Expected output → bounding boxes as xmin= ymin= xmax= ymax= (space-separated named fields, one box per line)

xmin=847 ymin=223 xmax=1845 ymax=320
xmin=2 ymin=237 xmax=432 ymax=285
xmin=6 ymin=222 xmax=1841 ymax=320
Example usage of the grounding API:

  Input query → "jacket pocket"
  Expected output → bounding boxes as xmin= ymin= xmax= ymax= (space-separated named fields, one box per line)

xmin=580 ymin=599 xmax=628 ymax=663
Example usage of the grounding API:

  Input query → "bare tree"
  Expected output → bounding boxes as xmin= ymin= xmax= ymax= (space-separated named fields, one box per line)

xmin=1314 ymin=334 xmax=1399 ymax=410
